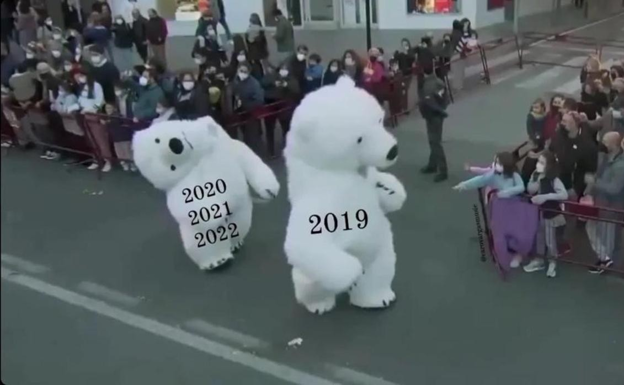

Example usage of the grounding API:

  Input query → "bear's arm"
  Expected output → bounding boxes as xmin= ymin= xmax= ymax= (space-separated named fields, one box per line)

xmin=230 ymin=139 xmax=280 ymax=201
xmin=285 ymin=208 xmax=364 ymax=293
xmin=369 ymin=169 xmax=407 ymax=213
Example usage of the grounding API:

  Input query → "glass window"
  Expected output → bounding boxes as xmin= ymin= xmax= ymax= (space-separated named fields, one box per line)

xmin=488 ymin=0 xmax=505 ymax=10
xmin=407 ymin=0 xmax=461 ymax=14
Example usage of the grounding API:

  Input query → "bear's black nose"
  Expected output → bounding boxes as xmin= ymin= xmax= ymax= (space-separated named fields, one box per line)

xmin=386 ymin=145 xmax=398 ymax=161
xmin=169 ymin=138 xmax=184 ymax=155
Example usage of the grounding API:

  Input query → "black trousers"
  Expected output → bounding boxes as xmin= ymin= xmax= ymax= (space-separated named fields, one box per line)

xmin=241 ymin=120 xmax=265 ymax=157
xmin=135 ymin=42 xmax=148 ymax=63
xmin=264 ymin=111 xmax=292 ymax=156
xmin=425 ymin=116 xmax=447 ymax=174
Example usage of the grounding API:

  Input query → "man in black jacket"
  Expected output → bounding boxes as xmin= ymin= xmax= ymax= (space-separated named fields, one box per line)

xmin=87 ymin=45 xmax=120 ymax=103
xmin=419 ymin=66 xmax=449 ymax=182
xmin=131 ymin=8 xmax=148 ymax=63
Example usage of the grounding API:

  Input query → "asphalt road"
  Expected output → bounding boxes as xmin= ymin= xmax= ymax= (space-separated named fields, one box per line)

xmin=2 ymin=12 xmax=624 ymax=385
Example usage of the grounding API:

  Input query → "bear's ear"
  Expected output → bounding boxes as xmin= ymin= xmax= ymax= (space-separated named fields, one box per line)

xmin=336 ymin=75 xmax=356 ymax=89
xmin=196 ymin=116 xmax=220 ymax=138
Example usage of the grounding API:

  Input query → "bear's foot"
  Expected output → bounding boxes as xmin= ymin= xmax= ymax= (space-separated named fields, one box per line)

xmin=200 ymin=254 xmax=234 ymax=272
xmin=302 ymin=296 xmax=336 ymax=315
xmin=231 ymin=240 xmax=244 ymax=254
xmin=350 ymin=289 xmax=396 ymax=309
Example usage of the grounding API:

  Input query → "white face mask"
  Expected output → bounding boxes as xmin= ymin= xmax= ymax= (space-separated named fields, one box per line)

xmin=58 ymin=89 xmax=66 ymax=96
xmin=494 ymin=163 xmax=504 ymax=173
xmin=238 ymin=72 xmax=249 ymax=81
xmin=296 ymin=53 xmax=306 ymax=61
xmin=53 ymin=34 xmax=62 ymax=40
xmin=279 ymin=69 xmax=289 ymax=77
xmin=194 ymin=58 xmax=204 ymax=65
xmin=207 ymin=29 xmax=216 ymax=37
xmin=51 ymin=50 xmax=61 ymax=58
xmin=45 ymin=20 xmax=53 ymax=26
xmin=115 ymin=90 xmax=124 ymax=97
xmin=330 ymin=66 xmax=338 ymax=73
xmin=116 ymin=19 xmax=123 ymax=25
xmin=26 ymin=53 xmax=35 ymax=59
xmin=91 ymin=55 xmax=102 ymax=64
xmin=377 ymin=56 xmax=384 ymax=62
xmin=345 ymin=57 xmax=354 ymax=66
xmin=535 ymin=162 xmax=545 ymax=174
xmin=182 ymin=81 xmax=195 ymax=91
xmin=64 ymin=65 xmax=73 ymax=72
xmin=77 ymin=77 xmax=87 ymax=84
xmin=139 ymin=76 xmax=149 ymax=86
xmin=237 ymin=54 xmax=246 ymax=62
xmin=75 ymin=54 xmax=81 ymax=62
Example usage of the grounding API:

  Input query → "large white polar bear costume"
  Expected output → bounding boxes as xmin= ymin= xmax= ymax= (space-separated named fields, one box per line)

xmin=133 ymin=116 xmax=280 ymax=271
xmin=284 ymin=77 xmax=407 ymax=314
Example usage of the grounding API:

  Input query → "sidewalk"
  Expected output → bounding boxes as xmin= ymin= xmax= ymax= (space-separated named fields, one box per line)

xmin=165 ymin=4 xmax=623 ymax=71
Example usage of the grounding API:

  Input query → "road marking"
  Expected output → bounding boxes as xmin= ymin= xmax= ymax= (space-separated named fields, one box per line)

xmin=540 ymin=44 xmax=624 ymax=56
xmin=184 ymin=318 xmax=270 ymax=350
xmin=515 ymin=56 xmax=586 ymax=89
xmin=554 ymin=58 xmax=616 ymax=95
xmin=491 ymin=53 xmax=563 ymax=85
xmin=528 ymin=12 xmax=624 ymax=48
xmin=1 ymin=253 xmax=50 ymax=274
xmin=77 ymin=281 xmax=142 ymax=308
xmin=1 ymin=267 xmax=341 ymax=385
xmin=465 ymin=50 xmax=530 ymax=78
xmin=326 ymin=365 xmax=400 ymax=385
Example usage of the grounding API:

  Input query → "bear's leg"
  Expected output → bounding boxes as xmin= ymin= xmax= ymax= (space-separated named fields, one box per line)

xmin=181 ymin=227 xmax=234 ymax=271
xmin=225 ymin=199 xmax=252 ymax=254
xmin=349 ymin=240 xmax=396 ymax=309
xmin=292 ymin=268 xmax=336 ymax=315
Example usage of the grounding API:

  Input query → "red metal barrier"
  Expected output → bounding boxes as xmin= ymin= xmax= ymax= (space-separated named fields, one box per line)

xmin=474 ymin=188 xmax=624 ymax=279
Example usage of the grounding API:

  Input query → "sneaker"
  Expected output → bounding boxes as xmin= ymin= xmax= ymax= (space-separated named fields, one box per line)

xmin=40 ymin=151 xmax=53 ymax=160
xmin=1 ymin=141 xmax=11 ymax=148
xmin=546 ymin=261 xmax=557 ymax=278
xmin=101 ymin=161 xmax=112 ymax=173
xmin=87 ymin=162 xmax=100 ymax=170
xmin=510 ymin=254 xmax=524 ymax=269
xmin=420 ymin=166 xmax=436 ymax=174
xmin=129 ymin=163 xmax=138 ymax=172
xmin=523 ymin=258 xmax=545 ymax=272
xmin=120 ymin=161 xmax=130 ymax=172
xmin=48 ymin=151 xmax=61 ymax=161
xmin=433 ymin=173 xmax=448 ymax=183
xmin=588 ymin=259 xmax=614 ymax=274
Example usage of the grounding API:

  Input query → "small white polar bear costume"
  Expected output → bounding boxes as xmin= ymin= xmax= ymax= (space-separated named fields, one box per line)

xmin=133 ymin=116 xmax=280 ymax=271
xmin=284 ymin=77 xmax=407 ymax=314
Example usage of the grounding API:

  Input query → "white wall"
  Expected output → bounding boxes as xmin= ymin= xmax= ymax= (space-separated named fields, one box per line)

xmin=378 ymin=0 xmax=477 ymax=30
xmin=518 ymin=0 xmax=573 ymax=17
xmin=474 ymin=0 xmax=504 ymax=29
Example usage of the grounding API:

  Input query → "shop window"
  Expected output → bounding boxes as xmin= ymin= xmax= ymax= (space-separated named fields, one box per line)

xmin=407 ymin=0 xmax=460 ymax=14
xmin=487 ymin=0 xmax=505 ymax=10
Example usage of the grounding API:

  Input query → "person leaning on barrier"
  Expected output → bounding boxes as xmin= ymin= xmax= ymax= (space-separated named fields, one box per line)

xmin=583 ymin=132 xmax=624 ymax=274
xmin=580 ymin=78 xmax=624 ymax=139
xmin=419 ymin=65 xmax=449 ymax=182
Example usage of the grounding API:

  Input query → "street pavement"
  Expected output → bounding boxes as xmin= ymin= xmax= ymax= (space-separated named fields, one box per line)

xmin=2 ymin=12 xmax=624 ymax=385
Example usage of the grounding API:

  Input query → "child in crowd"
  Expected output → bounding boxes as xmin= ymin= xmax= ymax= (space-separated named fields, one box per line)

xmin=304 ymin=53 xmax=323 ymax=93
xmin=453 ymin=152 xmax=526 ymax=267
xmin=322 ymin=59 xmax=342 ymax=87
xmin=524 ymin=151 xmax=569 ymax=278
xmin=103 ymin=103 xmax=135 ymax=171
xmin=522 ymin=98 xmax=547 ymax=184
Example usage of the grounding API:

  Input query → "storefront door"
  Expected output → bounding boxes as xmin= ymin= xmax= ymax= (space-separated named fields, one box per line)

xmin=340 ymin=0 xmax=377 ymax=28
xmin=302 ymin=0 xmax=337 ymax=27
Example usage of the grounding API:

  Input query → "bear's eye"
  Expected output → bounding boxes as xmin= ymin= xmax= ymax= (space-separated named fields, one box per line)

xmin=357 ymin=137 xmax=363 ymax=144
xmin=155 ymin=138 xmax=160 ymax=144
xmin=170 ymin=165 xmax=176 ymax=171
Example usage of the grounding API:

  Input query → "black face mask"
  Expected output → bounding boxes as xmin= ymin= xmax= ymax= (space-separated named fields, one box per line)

xmin=598 ymin=143 xmax=609 ymax=153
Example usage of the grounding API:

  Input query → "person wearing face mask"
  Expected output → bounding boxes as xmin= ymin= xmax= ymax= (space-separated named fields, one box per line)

xmin=46 ymin=39 xmax=71 ymax=73
xmin=246 ymin=13 xmax=269 ymax=69
xmin=111 ymin=16 xmax=139 ymax=72
xmin=272 ymin=8 xmax=294 ymax=65
xmin=544 ymin=94 xmax=564 ymax=143
xmin=131 ymin=8 xmax=148 ymax=63
xmin=322 ymin=59 xmax=342 ymax=87
xmin=145 ymin=9 xmax=168 ymax=68
xmin=304 ymin=53 xmax=323 ymax=94
xmin=524 ymin=151 xmax=569 ymax=278
xmin=454 ymin=152 xmax=528 ymax=268
xmin=228 ymin=34 xmax=264 ymax=82
xmin=122 ymin=67 xmax=164 ymax=123
xmin=233 ymin=63 xmax=265 ymax=156
xmin=583 ymin=132 xmax=624 ymax=274
xmin=174 ymin=71 xmax=211 ymax=120
xmin=83 ymin=12 xmax=111 ymax=51
xmin=50 ymin=80 xmax=81 ymax=138
xmin=393 ymin=38 xmax=415 ymax=77
xmin=420 ymin=65 xmax=449 ymax=182
xmin=102 ymin=102 xmax=133 ymax=171
xmin=151 ymin=98 xmax=176 ymax=123
xmin=362 ymin=47 xmax=386 ymax=102
xmin=36 ymin=17 xmax=55 ymax=46
xmin=548 ymin=111 xmax=598 ymax=199
xmin=522 ymin=98 xmax=548 ymax=184
xmin=287 ymin=45 xmax=309 ymax=93
xmin=86 ymin=45 xmax=120 ymax=104
xmin=342 ymin=49 xmax=363 ymax=86
xmin=414 ymin=36 xmax=435 ymax=98
xmin=262 ymin=62 xmax=300 ymax=158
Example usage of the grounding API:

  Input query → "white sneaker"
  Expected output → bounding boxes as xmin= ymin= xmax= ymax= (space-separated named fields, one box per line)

xmin=129 ymin=163 xmax=138 ymax=172
xmin=101 ymin=161 xmax=112 ymax=173
xmin=1 ymin=141 xmax=11 ymax=148
xmin=40 ymin=151 xmax=52 ymax=160
xmin=87 ymin=162 xmax=99 ymax=170
xmin=546 ymin=261 xmax=557 ymax=278
xmin=120 ymin=161 xmax=130 ymax=171
xmin=48 ymin=151 xmax=60 ymax=161
xmin=509 ymin=254 xmax=523 ymax=269
xmin=523 ymin=258 xmax=546 ymax=273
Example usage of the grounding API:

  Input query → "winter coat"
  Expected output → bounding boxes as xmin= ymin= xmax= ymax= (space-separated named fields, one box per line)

xmin=146 ymin=16 xmax=168 ymax=45
xmin=112 ymin=22 xmax=135 ymax=49
xmin=77 ymin=82 xmax=105 ymax=113
xmin=274 ymin=16 xmax=294 ymax=53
